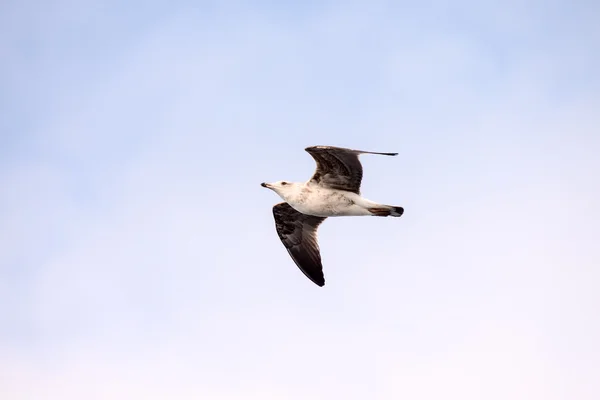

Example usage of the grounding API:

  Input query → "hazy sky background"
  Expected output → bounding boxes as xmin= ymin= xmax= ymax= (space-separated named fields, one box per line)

xmin=1 ymin=0 xmax=599 ymax=399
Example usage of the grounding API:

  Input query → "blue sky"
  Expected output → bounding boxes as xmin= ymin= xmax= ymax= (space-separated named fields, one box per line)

xmin=1 ymin=0 xmax=599 ymax=399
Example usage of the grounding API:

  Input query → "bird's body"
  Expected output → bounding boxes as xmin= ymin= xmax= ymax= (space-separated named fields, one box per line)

xmin=288 ymin=183 xmax=370 ymax=217
xmin=262 ymin=145 xmax=404 ymax=287
xmin=273 ymin=181 xmax=398 ymax=217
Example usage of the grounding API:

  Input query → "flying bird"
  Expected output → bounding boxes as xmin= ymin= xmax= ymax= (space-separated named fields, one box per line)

xmin=261 ymin=145 xmax=404 ymax=287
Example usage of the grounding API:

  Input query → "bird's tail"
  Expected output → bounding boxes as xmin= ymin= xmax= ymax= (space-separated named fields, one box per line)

xmin=367 ymin=205 xmax=404 ymax=217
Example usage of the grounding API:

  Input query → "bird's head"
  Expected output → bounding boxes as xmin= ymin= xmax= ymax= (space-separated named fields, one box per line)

xmin=261 ymin=181 xmax=300 ymax=200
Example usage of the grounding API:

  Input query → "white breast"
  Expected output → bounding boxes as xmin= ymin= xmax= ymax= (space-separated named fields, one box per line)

xmin=287 ymin=186 xmax=366 ymax=217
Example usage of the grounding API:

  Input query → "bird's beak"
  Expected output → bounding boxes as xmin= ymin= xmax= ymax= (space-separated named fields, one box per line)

xmin=261 ymin=182 xmax=270 ymax=188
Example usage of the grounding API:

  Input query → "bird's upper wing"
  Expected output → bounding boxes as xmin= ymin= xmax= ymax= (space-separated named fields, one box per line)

xmin=272 ymin=202 xmax=327 ymax=287
xmin=305 ymin=146 xmax=397 ymax=194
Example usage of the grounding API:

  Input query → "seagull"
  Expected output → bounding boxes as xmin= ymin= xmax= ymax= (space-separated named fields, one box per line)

xmin=261 ymin=145 xmax=404 ymax=287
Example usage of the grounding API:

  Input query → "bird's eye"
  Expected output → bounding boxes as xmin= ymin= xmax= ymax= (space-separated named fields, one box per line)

xmin=281 ymin=181 xmax=288 ymax=186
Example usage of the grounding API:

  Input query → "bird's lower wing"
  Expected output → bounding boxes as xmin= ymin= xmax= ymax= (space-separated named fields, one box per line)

xmin=272 ymin=202 xmax=327 ymax=287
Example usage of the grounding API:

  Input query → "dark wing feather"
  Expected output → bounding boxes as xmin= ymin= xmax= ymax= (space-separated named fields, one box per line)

xmin=305 ymin=146 xmax=397 ymax=194
xmin=272 ymin=202 xmax=327 ymax=287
